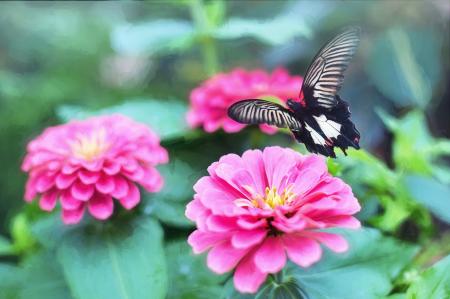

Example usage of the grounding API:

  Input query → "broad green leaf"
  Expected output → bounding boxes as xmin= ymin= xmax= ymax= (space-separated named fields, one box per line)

xmin=384 ymin=295 xmax=406 ymax=299
xmin=0 ymin=263 xmax=21 ymax=299
xmin=406 ymin=255 xmax=450 ymax=299
xmin=166 ymin=240 xmax=225 ymax=299
xmin=57 ymin=99 xmax=189 ymax=141
xmin=0 ymin=235 xmax=13 ymax=255
xmin=337 ymin=149 xmax=398 ymax=191
xmin=377 ymin=109 xmax=435 ymax=174
xmin=58 ymin=218 xmax=168 ymax=299
xmin=144 ymin=159 xmax=201 ymax=227
xmin=367 ymin=28 xmax=441 ymax=108
xmin=224 ymin=228 xmax=418 ymax=299
xmin=405 ymin=175 xmax=450 ymax=224
xmin=287 ymin=228 xmax=418 ymax=299
xmin=146 ymin=199 xmax=192 ymax=228
xmin=144 ymin=132 xmax=250 ymax=227
xmin=31 ymin=213 xmax=78 ymax=249
xmin=215 ymin=17 xmax=311 ymax=45
xmin=19 ymin=250 xmax=73 ymax=299
xmin=111 ymin=20 xmax=195 ymax=55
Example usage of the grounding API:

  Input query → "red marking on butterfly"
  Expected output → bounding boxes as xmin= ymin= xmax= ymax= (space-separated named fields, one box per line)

xmin=298 ymin=90 xmax=306 ymax=107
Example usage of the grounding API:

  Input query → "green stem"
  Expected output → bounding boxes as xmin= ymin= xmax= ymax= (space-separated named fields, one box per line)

xmin=189 ymin=0 xmax=220 ymax=76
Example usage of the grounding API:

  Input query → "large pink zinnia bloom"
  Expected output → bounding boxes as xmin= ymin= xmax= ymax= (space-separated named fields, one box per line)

xmin=22 ymin=115 xmax=168 ymax=224
xmin=186 ymin=146 xmax=360 ymax=293
xmin=186 ymin=68 xmax=302 ymax=134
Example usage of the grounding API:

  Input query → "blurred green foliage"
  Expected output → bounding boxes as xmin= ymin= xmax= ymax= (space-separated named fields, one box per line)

xmin=0 ymin=1 xmax=449 ymax=299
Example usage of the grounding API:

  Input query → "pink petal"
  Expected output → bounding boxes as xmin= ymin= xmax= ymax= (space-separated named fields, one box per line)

xmin=323 ymin=216 xmax=361 ymax=229
xmin=35 ymin=173 xmax=56 ymax=193
xmin=207 ymin=241 xmax=250 ymax=274
xmin=123 ymin=165 xmax=145 ymax=181
xmin=254 ymin=237 xmax=286 ymax=273
xmin=96 ymin=175 xmax=115 ymax=194
xmin=236 ymin=218 xmax=267 ymax=230
xmin=291 ymin=169 xmax=324 ymax=197
xmin=71 ymin=180 xmax=94 ymax=201
xmin=88 ymin=194 xmax=114 ymax=220
xmin=241 ymin=149 xmax=267 ymax=195
xmin=60 ymin=190 xmax=83 ymax=210
xmin=62 ymin=206 xmax=85 ymax=224
xmin=78 ymin=170 xmax=100 ymax=184
xmin=234 ymin=254 xmax=268 ymax=294
xmin=55 ymin=173 xmax=77 ymax=189
xmin=118 ymin=182 xmax=140 ymax=209
xmin=188 ymin=230 xmax=227 ymax=254
xmin=185 ymin=198 xmax=205 ymax=222
xmin=111 ymin=176 xmax=129 ymax=198
xmin=39 ymin=190 xmax=58 ymax=211
xmin=103 ymin=160 xmax=121 ymax=175
xmin=303 ymin=231 xmax=349 ymax=253
xmin=262 ymin=146 xmax=298 ymax=189
xmin=61 ymin=164 xmax=79 ymax=175
xmin=282 ymin=235 xmax=322 ymax=267
xmin=206 ymin=215 xmax=237 ymax=232
xmin=24 ymin=178 xmax=38 ymax=201
xmin=81 ymin=159 xmax=103 ymax=172
xmin=231 ymin=229 xmax=267 ymax=249
xmin=139 ymin=167 xmax=163 ymax=192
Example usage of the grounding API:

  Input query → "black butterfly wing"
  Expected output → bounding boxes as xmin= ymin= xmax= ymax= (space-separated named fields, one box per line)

xmin=293 ymin=96 xmax=360 ymax=158
xmin=301 ymin=27 xmax=360 ymax=109
xmin=228 ymin=99 xmax=302 ymax=130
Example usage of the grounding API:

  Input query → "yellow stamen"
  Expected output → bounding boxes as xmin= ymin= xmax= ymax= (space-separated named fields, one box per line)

xmin=239 ymin=185 xmax=296 ymax=209
xmin=70 ymin=128 xmax=110 ymax=161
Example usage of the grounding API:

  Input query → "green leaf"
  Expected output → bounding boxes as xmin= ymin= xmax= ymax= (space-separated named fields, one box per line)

xmin=10 ymin=213 xmax=37 ymax=254
xmin=404 ymin=175 xmax=450 ymax=224
xmin=145 ymin=132 xmax=250 ymax=228
xmin=111 ymin=20 xmax=195 ymax=55
xmin=146 ymin=199 xmax=192 ymax=228
xmin=144 ymin=159 xmax=199 ymax=228
xmin=58 ymin=218 xmax=168 ymax=299
xmin=224 ymin=228 xmax=418 ymax=299
xmin=30 ymin=213 xmax=78 ymax=249
xmin=0 ymin=235 xmax=13 ymax=256
xmin=289 ymin=228 xmax=418 ymax=298
xmin=166 ymin=240 xmax=225 ymax=299
xmin=19 ymin=250 xmax=73 ymax=299
xmin=287 ymin=228 xmax=419 ymax=299
xmin=406 ymin=255 xmax=450 ymax=299
xmin=377 ymin=109 xmax=436 ymax=174
xmin=0 ymin=263 xmax=21 ymax=299
xmin=367 ymin=27 xmax=441 ymax=108
xmin=215 ymin=16 xmax=311 ymax=45
xmin=57 ymin=99 xmax=189 ymax=141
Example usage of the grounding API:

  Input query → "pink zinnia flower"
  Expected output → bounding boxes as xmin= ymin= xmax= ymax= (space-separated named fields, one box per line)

xmin=186 ymin=146 xmax=360 ymax=293
xmin=186 ymin=68 xmax=302 ymax=134
xmin=22 ymin=115 xmax=168 ymax=224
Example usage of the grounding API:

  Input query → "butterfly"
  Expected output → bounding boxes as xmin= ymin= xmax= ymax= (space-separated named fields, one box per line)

xmin=228 ymin=27 xmax=361 ymax=158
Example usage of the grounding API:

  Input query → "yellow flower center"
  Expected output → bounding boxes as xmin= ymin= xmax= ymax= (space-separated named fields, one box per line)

xmin=70 ymin=128 xmax=110 ymax=161
xmin=236 ymin=185 xmax=297 ymax=209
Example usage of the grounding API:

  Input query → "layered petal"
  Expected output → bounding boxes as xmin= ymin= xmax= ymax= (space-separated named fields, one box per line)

xmin=21 ymin=114 xmax=168 ymax=224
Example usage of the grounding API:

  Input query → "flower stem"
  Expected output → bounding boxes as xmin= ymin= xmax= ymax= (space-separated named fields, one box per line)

xmin=189 ymin=0 xmax=220 ymax=76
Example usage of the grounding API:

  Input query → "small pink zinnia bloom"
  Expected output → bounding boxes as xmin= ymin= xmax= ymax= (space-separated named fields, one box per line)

xmin=186 ymin=68 xmax=302 ymax=134
xmin=186 ymin=146 xmax=360 ymax=293
xmin=22 ymin=115 xmax=168 ymax=224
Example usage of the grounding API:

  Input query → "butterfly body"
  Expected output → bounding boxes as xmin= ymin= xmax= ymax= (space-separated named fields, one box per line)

xmin=228 ymin=27 xmax=361 ymax=158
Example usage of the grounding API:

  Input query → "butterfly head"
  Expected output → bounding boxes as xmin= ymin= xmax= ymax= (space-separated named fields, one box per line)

xmin=287 ymin=99 xmax=302 ymax=112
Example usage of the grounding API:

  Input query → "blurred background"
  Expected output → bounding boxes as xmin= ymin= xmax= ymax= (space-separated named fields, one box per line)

xmin=0 ymin=0 xmax=449 ymax=244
